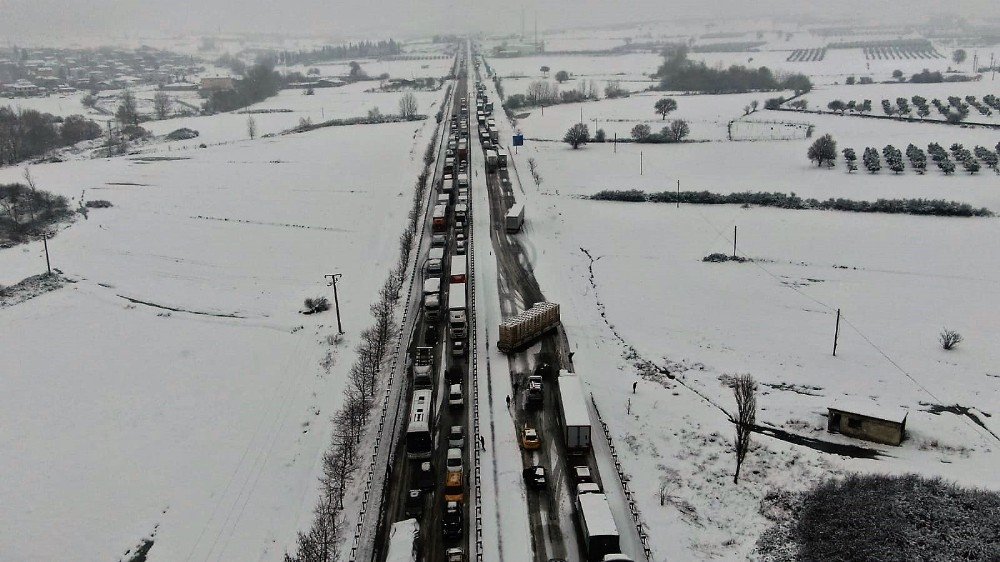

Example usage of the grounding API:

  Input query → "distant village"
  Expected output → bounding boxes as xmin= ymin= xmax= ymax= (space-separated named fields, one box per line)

xmin=0 ymin=46 xmax=216 ymax=98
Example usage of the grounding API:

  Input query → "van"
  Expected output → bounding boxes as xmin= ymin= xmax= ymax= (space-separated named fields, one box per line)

xmin=455 ymin=203 xmax=468 ymax=220
xmin=446 ymin=447 xmax=463 ymax=472
xmin=457 ymin=173 xmax=469 ymax=189
xmin=448 ymin=383 xmax=463 ymax=408
xmin=425 ymin=257 xmax=442 ymax=277
xmin=437 ymin=193 xmax=450 ymax=207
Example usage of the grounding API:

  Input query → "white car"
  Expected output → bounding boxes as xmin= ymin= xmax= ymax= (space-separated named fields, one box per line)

xmin=431 ymin=234 xmax=446 ymax=248
xmin=448 ymin=425 xmax=464 ymax=449
xmin=446 ymin=447 xmax=463 ymax=472
xmin=448 ymin=383 xmax=463 ymax=408
xmin=455 ymin=240 xmax=467 ymax=255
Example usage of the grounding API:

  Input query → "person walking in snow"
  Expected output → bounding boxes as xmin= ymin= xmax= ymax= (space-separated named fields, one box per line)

xmin=505 ymin=395 xmax=511 ymax=408
xmin=479 ymin=435 xmax=486 ymax=450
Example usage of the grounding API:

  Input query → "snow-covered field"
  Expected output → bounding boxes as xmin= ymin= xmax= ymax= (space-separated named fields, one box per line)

xmin=511 ymin=160 xmax=1000 ymax=559
xmin=507 ymin=91 xmax=1000 ymax=209
xmin=485 ymin=35 xmax=1000 ymax=558
xmin=0 ymin=112 xmax=437 ymax=561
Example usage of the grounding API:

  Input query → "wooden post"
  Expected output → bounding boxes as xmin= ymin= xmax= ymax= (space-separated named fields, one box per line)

xmin=640 ymin=151 xmax=643 ymax=175
xmin=833 ymin=308 xmax=841 ymax=356
xmin=676 ymin=179 xmax=680 ymax=208
xmin=43 ymin=235 xmax=51 ymax=275
xmin=733 ymin=225 xmax=738 ymax=258
xmin=613 ymin=132 xmax=617 ymax=153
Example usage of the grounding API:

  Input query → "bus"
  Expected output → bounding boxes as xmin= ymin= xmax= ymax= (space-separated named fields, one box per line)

xmin=384 ymin=518 xmax=419 ymax=562
xmin=406 ymin=389 xmax=434 ymax=459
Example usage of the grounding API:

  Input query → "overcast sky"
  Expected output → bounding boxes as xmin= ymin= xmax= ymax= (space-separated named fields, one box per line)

xmin=0 ymin=0 xmax=992 ymax=46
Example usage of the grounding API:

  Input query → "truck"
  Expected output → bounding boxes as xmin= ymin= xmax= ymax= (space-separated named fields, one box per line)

xmin=457 ymin=139 xmax=468 ymax=160
xmin=432 ymin=204 xmax=448 ymax=232
xmin=575 ymin=492 xmax=624 ymax=562
xmin=557 ymin=370 xmax=592 ymax=454
xmin=450 ymin=254 xmax=467 ymax=283
xmin=498 ymin=153 xmax=508 ymax=169
xmin=497 ymin=301 xmax=557 ymax=352
xmin=504 ymin=202 xmax=525 ymax=233
xmin=412 ymin=346 xmax=433 ymax=389
xmin=485 ymin=149 xmax=498 ymax=171
xmin=384 ymin=518 xmax=419 ymax=562
xmin=457 ymin=173 xmax=469 ymax=190
xmin=448 ymin=282 xmax=467 ymax=339
xmin=489 ymin=128 xmax=499 ymax=144
xmin=526 ymin=374 xmax=543 ymax=407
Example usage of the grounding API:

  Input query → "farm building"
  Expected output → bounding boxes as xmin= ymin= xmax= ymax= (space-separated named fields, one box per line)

xmin=827 ymin=402 xmax=908 ymax=446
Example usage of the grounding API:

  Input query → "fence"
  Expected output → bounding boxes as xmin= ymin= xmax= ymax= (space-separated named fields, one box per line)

xmin=590 ymin=395 xmax=653 ymax=561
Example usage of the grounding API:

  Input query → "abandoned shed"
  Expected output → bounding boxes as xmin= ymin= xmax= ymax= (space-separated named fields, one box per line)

xmin=827 ymin=402 xmax=908 ymax=446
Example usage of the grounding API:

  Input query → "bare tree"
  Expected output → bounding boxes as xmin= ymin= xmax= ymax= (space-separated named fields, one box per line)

xmin=23 ymin=167 xmax=38 ymax=221
xmin=665 ymin=119 xmax=690 ymax=142
xmin=398 ymin=92 xmax=418 ymax=118
xmin=153 ymin=91 xmax=172 ymax=120
xmin=731 ymin=373 xmax=757 ymax=484
xmin=247 ymin=115 xmax=257 ymax=139
xmin=526 ymin=80 xmax=553 ymax=105
xmin=939 ymin=329 xmax=962 ymax=350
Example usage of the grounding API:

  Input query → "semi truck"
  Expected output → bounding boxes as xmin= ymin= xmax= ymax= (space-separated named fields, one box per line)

xmin=575 ymin=491 xmax=625 ymax=562
xmin=485 ymin=149 xmax=498 ymax=171
xmin=498 ymin=153 xmax=508 ymax=168
xmin=449 ymin=255 xmax=467 ymax=283
xmin=557 ymin=369 xmax=592 ymax=454
xmin=504 ymin=202 xmax=525 ymax=233
xmin=384 ymin=518 xmax=419 ymax=562
xmin=496 ymin=301 xmax=558 ymax=352
xmin=448 ymin=282 xmax=467 ymax=339
xmin=432 ymin=204 xmax=448 ymax=232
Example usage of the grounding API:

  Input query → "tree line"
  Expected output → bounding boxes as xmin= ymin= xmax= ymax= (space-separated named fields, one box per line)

xmin=203 ymin=59 xmax=283 ymax=114
xmin=653 ymin=45 xmax=812 ymax=94
xmin=276 ymin=40 xmax=401 ymax=66
xmin=0 ymin=107 xmax=103 ymax=166
xmin=590 ymin=189 xmax=992 ymax=217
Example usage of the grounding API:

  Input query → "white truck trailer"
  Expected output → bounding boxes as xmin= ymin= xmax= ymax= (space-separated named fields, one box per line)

xmin=557 ymin=369 xmax=592 ymax=454
xmin=575 ymin=491 xmax=627 ymax=562
xmin=504 ymin=202 xmax=524 ymax=233
xmin=448 ymin=282 xmax=467 ymax=339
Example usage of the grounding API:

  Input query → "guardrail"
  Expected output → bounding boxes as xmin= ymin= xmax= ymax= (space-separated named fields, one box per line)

xmin=468 ymin=46 xmax=485 ymax=562
xmin=347 ymin=75 xmax=457 ymax=562
xmin=590 ymin=395 xmax=654 ymax=562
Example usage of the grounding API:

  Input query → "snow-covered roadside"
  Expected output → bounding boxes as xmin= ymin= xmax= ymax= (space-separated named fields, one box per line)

xmin=0 ymin=118 xmax=432 ymax=561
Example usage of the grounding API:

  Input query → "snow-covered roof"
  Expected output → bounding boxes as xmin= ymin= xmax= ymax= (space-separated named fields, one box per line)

xmin=558 ymin=370 xmax=591 ymax=428
xmin=577 ymin=492 xmax=618 ymax=538
xmin=829 ymin=401 xmax=908 ymax=424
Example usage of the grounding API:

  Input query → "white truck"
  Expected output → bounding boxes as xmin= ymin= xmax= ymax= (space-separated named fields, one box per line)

xmin=423 ymin=278 xmax=442 ymax=322
xmin=497 ymin=301 xmax=558 ymax=352
xmin=385 ymin=518 xmax=420 ymax=562
xmin=485 ymin=149 xmax=499 ymax=171
xmin=505 ymin=202 xmax=525 ymax=233
xmin=575 ymin=491 xmax=629 ymax=562
xmin=557 ymin=370 xmax=592 ymax=454
xmin=448 ymin=282 xmax=467 ymax=339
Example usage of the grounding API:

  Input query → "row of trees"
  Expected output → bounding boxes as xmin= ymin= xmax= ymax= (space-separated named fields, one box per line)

xmin=275 ymin=40 xmax=402 ymax=66
xmin=560 ymin=118 xmax=692 ymax=150
xmin=654 ymin=45 xmax=812 ymax=94
xmin=839 ymin=142 xmax=999 ymax=175
xmin=0 ymin=107 xmax=103 ymax=166
xmin=590 ymin=189 xmax=993 ymax=217
xmin=503 ymin=79 xmax=601 ymax=110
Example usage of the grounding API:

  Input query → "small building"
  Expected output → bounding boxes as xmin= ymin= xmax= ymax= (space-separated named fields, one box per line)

xmin=827 ymin=402 xmax=907 ymax=446
xmin=199 ymin=76 xmax=235 ymax=96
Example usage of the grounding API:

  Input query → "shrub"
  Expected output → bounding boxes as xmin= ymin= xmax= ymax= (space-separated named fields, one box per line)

xmin=594 ymin=129 xmax=606 ymax=143
xmin=807 ymin=134 xmax=837 ymax=167
xmin=85 ymin=200 xmax=113 ymax=208
xmin=563 ymin=123 xmax=590 ymax=149
xmin=303 ymin=296 xmax=330 ymax=314
xmin=939 ymin=329 xmax=962 ymax=350
xmin=591 ymin=189 xmax=648 ymax=202
xmin=630 ymin=124 xmax=651 ymax=141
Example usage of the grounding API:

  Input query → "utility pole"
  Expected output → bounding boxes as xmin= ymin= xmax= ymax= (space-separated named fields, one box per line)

xmin=832 ymin=308 xmax=841 ymax=356
xmin=613 ymin=132 xmax=617 ymax=153
xmin=733 ymin=225 xmax=738 ymax=258
xmin=639 ymin=151 xmax=643 ymax=175
xmin=107 ymin=120 xmax=113 ymax=158
xmin=43 ymin=234 xmax=51 ymax=275
xmin=676 ymin=179 xmax=680 ymax=208
xmin=325 ymin=273 xmax=344 ymax=334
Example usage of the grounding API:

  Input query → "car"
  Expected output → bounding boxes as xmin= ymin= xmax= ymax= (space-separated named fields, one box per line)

xmin=455 ymin=230 xmax=467 ymax=243
xmin=445 ymin=547 xmax=465 ymax=562
xmin=424 ymin=324 xmax=439 ymax=346
xmin=521 ymin=425 xmax=541 ymax=450
xmin=446 ymin=364 xmax=463 ymax=384
xmin=415 ymin=461 xmax=434 ymax=490
xmin=449 ymin=425 xmax=465 ymax=448
xmin=404 ymin=488 xmax=424 ymax=517
xmin=446 ymin=447 xmax=463 ymax=472
xmin=573 ymin=465 xmax=593 ymax=486
xmin=444 ymin=470 xmax=464 ymax=503
xmin=523 ymin=465 xmax=547 ymax=490
xmin=450 ymin=339 xmax=466 ymax=357
xmin=455 ymin=240 xmax=467 ymax=255
xmin=448 ymin=383 xmax=463 ymax=409
xmin=431 ymin=234 xmax=447 ymax=248
xmin=443 ymin=501 xmax=463 ymax=539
